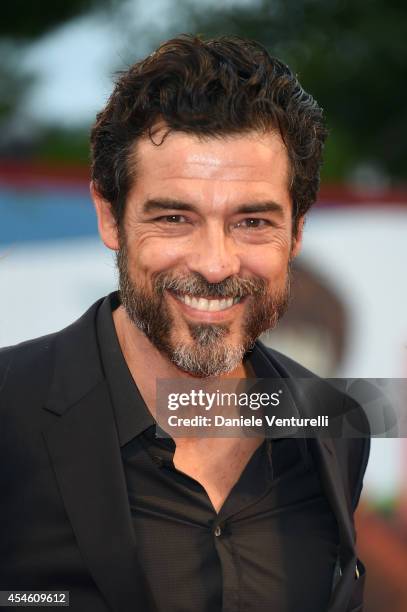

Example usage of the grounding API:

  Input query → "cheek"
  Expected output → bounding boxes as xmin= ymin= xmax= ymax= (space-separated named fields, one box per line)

xmin=241 ymin=245 xmax=290 ymax=282
xmin=128 ymin=235 xmax=189 ymax=278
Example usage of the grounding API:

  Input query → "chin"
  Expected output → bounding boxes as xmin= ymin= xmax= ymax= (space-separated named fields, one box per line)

xmin=165 ymin=329 xmax=248 ymax=378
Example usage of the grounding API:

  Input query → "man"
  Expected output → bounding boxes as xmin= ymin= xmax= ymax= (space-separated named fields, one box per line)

xmin=0 ymin=35 xmax=369 ymax=611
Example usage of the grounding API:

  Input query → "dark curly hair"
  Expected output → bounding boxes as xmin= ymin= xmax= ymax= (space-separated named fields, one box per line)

xmin=90 ymin=34 xmax=327 ymax=235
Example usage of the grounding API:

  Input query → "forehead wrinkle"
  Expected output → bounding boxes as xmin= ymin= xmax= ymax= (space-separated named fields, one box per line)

xmin=159 ymin=157 xmax=290 ymax=184
xmin=159 ymin=175 xmax=281 ymax=184
xmin=185 ymin=158 xmax=263 ymax=168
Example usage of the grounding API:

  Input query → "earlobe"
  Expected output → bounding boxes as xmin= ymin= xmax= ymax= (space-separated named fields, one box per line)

xmin=90 ymin=181 xmax=120 ymax=251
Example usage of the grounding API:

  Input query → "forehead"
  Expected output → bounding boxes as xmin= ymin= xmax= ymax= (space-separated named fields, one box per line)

xmin=128 ymin=128 xmax=291 ymax=206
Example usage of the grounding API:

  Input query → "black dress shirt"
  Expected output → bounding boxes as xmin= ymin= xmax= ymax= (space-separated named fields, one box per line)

xmin=96 ymin=293 xmax=339 ymax=612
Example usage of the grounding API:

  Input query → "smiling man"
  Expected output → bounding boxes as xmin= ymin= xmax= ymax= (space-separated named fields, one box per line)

xmin=0 ymin=35 xmax=369 ymax=612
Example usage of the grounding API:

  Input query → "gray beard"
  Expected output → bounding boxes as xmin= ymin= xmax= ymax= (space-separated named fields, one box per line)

xmin=116 ymin=242 xmax=290 ymax=377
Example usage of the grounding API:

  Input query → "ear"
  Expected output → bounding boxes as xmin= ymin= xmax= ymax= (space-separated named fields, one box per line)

xmin=90 ymin=181 xmax=120 ymax=251
xmin=291 ymin=215 xmax=305 ymax=259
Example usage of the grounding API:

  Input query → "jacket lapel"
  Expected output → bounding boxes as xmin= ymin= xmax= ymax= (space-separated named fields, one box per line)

xmin=42 ymin=301 xmax=156 ymax=612
xmin=313 ymin=438 xmax=358 ymax=612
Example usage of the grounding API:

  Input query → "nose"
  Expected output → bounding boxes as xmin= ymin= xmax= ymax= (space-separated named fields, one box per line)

xmin=186 ymin=223 xmax=241 ymax=283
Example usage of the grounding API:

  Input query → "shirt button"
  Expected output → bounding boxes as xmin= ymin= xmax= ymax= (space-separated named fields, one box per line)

xmin=152 ymin=455 xmax=164 ymax=467
xmin=214 ymin=525 xmax=222 ymax=537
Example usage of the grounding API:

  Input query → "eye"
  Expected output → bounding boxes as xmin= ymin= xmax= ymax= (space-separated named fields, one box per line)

xmin=156 ymin=214 xmax=188 ymax=224
xmin=235 ymin=218 xmax=271 ymax=229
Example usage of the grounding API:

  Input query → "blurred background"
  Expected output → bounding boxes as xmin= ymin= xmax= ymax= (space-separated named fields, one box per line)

xmin=1 ymin=0 xmax=406 ymax=608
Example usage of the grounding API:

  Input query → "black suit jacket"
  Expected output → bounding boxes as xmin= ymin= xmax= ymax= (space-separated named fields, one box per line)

xmin=0 ymin=297 xmax=370 ymax=612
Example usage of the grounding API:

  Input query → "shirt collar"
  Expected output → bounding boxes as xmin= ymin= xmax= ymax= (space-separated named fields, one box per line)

xmin=249 ymin=341 xmax=308 ymax=463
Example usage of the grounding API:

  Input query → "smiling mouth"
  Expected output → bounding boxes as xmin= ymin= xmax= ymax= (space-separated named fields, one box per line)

xmin=171 ymin=293 xmax=242 ymax=312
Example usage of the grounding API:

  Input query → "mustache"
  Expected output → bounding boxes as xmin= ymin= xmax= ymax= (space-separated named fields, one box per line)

xmin=153 ymin=271 xmax=268 ymax=299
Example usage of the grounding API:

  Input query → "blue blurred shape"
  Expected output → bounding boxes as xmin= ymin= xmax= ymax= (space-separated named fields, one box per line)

xmin=0 ymin=187 xmax=98 ymax=244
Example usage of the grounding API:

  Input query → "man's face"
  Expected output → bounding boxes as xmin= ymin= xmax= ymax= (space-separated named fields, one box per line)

xmin=97 ymin=129 xmax=303 ymax=377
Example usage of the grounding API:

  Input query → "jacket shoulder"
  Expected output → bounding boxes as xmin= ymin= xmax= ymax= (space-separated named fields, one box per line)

xmin=0 ymin=332 xmax=57 ymax=401
xmin=0 ymin=297 xmax=104 ymax=412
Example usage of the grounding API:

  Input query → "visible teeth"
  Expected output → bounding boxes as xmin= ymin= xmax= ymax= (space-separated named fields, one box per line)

xmin=176 ymin=294 xmax=239 ymax=312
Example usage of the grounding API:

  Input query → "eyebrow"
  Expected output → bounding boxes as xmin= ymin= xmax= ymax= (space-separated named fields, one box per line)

xmin=142 ymin=198 xmax=285 ymax=217
xmin=143 ymin=199 xmax=198 ymax=214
